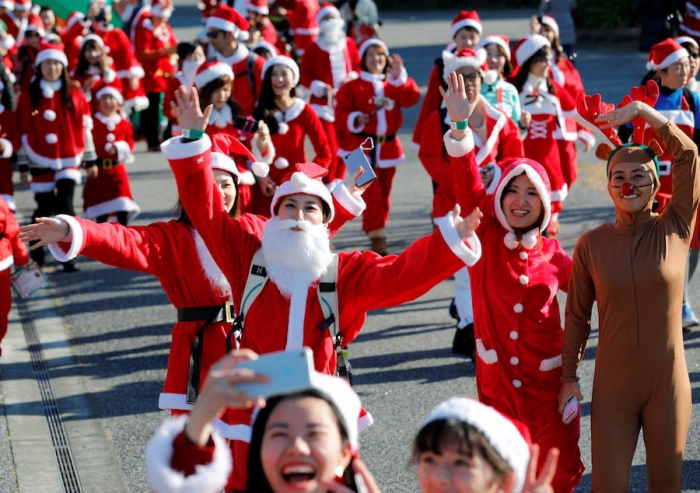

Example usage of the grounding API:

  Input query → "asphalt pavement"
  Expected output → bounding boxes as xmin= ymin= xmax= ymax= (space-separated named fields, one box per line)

xmin=0 ymin=5 xmax=699 ymax=493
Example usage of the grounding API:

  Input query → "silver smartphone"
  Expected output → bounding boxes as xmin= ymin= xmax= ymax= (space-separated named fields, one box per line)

xmin=343 ymin=146 xmax=377 ymax=187
xmin=236 ymin=348 xmax=314 ymax=398
xmin=562 ymin=396 xmax=579 ymax=424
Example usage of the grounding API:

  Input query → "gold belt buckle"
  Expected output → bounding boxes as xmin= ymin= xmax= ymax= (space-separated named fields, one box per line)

xmin=224 ymin=301 xmax=235 ymax=323
xmin=376 ymin=134 xmax=386 ymax=145
xmin=102 ymin=158 xmax=114 ymax=170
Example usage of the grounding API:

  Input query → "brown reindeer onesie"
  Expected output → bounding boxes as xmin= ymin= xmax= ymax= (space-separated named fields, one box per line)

xmin=562 ymin=121 xmax=698 ymax=492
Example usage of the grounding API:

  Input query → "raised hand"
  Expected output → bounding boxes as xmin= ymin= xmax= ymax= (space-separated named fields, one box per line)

xmin=19 ymin=217 xmax=70 ymax=249
xmin=453 ymin=204 xmax=483 ymax=239
xmin=522 ymin=444 xmax=559 ymax=493
xmin=439 ymin=71 xmax=478 ymax=123
xmin=170 ymin=85 xmax=212 ymax=132
xmin=345 ymin=166 xmax=372 ymax=199
xmin=389 ymin=53 xmax=404 ymax=80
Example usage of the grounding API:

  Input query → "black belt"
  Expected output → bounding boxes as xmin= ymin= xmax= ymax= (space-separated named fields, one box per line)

xmin=177 ymin=303 xmax=236 ymax=403
xmin=98 ymin=158 xmax=122 ymax=170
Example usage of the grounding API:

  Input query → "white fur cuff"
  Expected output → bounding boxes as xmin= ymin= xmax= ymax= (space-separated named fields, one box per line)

xmin=47 ymin=215 xmax=84 ymax=262
xmin=310 ymin=80 xmax=328 ymax=98
xmin=331 ymin=182 xmax=366 ymax=217
xmin=435 ymin=211 xmax=482 ymax=267
xmin=251 ymin=132 xmax=275 ymax=164
xmin=146 ymin=416 xmax=232 ymax=493
xmin=443 ymin=129 xmax=475 ymax=157
xmin=161 ymin=135 xmax=212 ymax=170
xmin=114 ymin=141 xmax=132 ymax=163
xmin=388 ymin=67 xmax=408 ymax=87
xmin=0 ymin=138 xmax=12 ymax=158
xmin=347 ymin=111 xmax=366 ymax=133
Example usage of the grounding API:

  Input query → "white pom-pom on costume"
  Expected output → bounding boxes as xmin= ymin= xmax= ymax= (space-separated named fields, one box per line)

xmin=43 ymin=110 xmax=56 ymax=121
xmin=105 ymin=143 xmax=114 ymax=153
xmin=504 ymin=232 xmax=519 ymax=250
xmin=42 ymin=86 xmax=54 ymax=98
xmin=45 ymin=133 xmax=58 ymax=144
xmin=252 ymin=161 xmax=270 ymax=177
xmin=274 ymin=157 xmax=289 ymax=169
xmin=277 ymin=122 xmax=289 ymax=134
xmin=107 ymin=123 xmax=116 ymax=131
xmin=520 ymin=231 xmax=538 ymax=250
xmin=92 ymin=74 xmax=101 ymax=82
xmin=106 ymin=133 xmax=116 ymax=142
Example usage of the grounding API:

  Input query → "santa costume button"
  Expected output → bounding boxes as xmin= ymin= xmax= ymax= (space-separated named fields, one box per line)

xmin=513 ymin=303 xmax=523 ymax=313
xmin=509 ymin=331 xmax=518 ymax=340
xmin=519 ymin=251 xmax=528 ymax=260
xmin=510 ymin=357 xmax=519 ymax=365
xmin=519 ymin=275 xmax=529 ymax=285
xmin=512 ymin=379 xmax=522 ymax=388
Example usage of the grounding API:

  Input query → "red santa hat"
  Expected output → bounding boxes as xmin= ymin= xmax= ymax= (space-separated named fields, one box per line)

xmin=252 ymin=371 xmax=361 ymax=450
xmin=80 ymin=33 xmax=104 ymax=49
xmin=262 ymin=55 xmax=299 ymax=86
xmin=539 ymin=15 xmax=559 ymax=38
xmin=493 ymin=158 xmax=552 ymax=249
xmin=66 ymin=11 xmax=87 ymax=29
xmin=451 ymin=10 xmax=482 ymax=38
xmin=442 ymin=47 xmax=488 ymax=83
xmin=316 ymin=2 xmax=340 ymax=23
xmin=210 ymin=133 xmax=269 ymax=180
xmin=35 ymin=40 xmax=68 ymax=67
xmin=514 ymin=34 xmax=550 ymax=67
xmin=13 ymin=0 xmax=30 ymax=11
xmin=647 ymin=38 xmax=689 ymax=70
xmin=476 ymin=34 xmax=511 ymax=61
xmin=24 ymin=22 xmax=44 ymax=37
xmin=270 ymin=162 xmax=334 ymax=221
xmin=246 ymin=0 xmax=269 ymax=15
xmin=194 ymin=60 xmax=234 ymax=89
xmin=358 ymin=38 xmax=389 ymax=62
xmin=206 ymin=3 xmax=250 ymax=40
xmin=422 ymin=398 xmax=531 ymax=493
xmin=251 ymin=40 xmax=278 ymax=57
xmin=94 ymin=79 xmax=124 ymax=105
xmin=150 ymin=0 xmax=173 ymax=18
xmin=0 ymin=1 xmax=13 ymax=11
xmin=676 ymin=35 xmax=699 ymax=50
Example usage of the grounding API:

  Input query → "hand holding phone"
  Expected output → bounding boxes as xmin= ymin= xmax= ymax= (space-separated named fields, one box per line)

xmin=343 ymin=140 xmax=376 ymax=188
xmin=235 ymin=348 xmax=314 ymax=398
xmin=562 ymin=396 xmax=579 ymax=424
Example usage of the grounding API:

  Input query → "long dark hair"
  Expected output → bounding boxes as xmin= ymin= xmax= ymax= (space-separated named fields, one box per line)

xmin=74 ymin=39 xmax=104 ymax=77
xmin=499 ymin=172 xmax=545 ymax=240
xmin=0 ymin=60 xmax=15 ymax=110
xmin=175 ymin=173 xmax=240 ymax=224
xmin=197 ymin=75 xmax=241 ymax=121
xmin=253 ymin=65 xmax=297 ymax=135
xmin=29 ymin=61 xmax=72 ymax=109
xmin=512 ymin=47 xmax=556 ymax=96
xmin=246 ymin=390 xmax=358 ymax=493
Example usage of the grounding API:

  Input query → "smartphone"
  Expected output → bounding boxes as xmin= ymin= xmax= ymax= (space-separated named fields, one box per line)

xmin=234 ymin=115 xmax=260 ymax=134
xmin=343 ymin=146 xmax=376 ymax=187
xmin=562 ymin=396 xmax=579 ymax=424
xmin=235 ymin=348 xmax=314 ymax=398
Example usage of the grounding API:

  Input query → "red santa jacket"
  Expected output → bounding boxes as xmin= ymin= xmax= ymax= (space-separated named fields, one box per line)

xmin=0 ymin=105 xmax=20 ymax=209
xmin=446 ymin=129 xmax=572 ymax=422
xmin=98 ymin=25 xmax=148 ymax=110
xmin=92 ymin=111 xmax=134 ymax=162
xmin=335 ymin=69 xmax=420 ymax=168
xmin=412 ymin=58 xmax=447 ymax=147
xmin=162 ymin=134 xmax=481 ymax=491
xmin=17 ymin=80 xmax=91 ymax=171
xmin=0 ymin=195 xmax=28 ymax=271
xmin=419 ymin=98 xmax=524 ymax=217
xmin=213 ymin=45 xmax=265 ymax=117
xmin=2 ymin=11 xmax=42 ymax=45
xmin=135 ymin=18 xmax=177 ymax=93
xmin=288 ymin=0 xmax=319 ymax=55
xmin=299 ymin=36 xmax=360 ymax=122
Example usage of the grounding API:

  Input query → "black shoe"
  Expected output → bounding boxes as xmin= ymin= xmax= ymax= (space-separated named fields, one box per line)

xmin=62 ymin=261 xmax=79 ymax=273
xmin=452 ymin=323 xmax=476 ymax=361
xmin=448 ymin=298 xmax=459 ymax=321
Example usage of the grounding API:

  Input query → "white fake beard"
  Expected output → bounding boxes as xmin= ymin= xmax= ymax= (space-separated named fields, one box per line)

xmin=192 ymin=229 xmax=231 ymax=297
xmin=319 ymin=18 xmax=346 ymax=46
xmin=261 ymin=217 xmax=332 ymax=298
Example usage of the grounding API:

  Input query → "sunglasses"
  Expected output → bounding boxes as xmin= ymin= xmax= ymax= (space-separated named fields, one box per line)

xmin=206 ymin=29 xmax=226 ymax=39
xmin=690 ymin=53 xmax=700 ymax=59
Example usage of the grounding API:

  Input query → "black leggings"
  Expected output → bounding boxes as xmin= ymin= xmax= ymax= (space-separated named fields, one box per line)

xmin=142 ymin=92 xmax=163 ymax=149
xmin=30 ymin=179 xmax=77 ymax=265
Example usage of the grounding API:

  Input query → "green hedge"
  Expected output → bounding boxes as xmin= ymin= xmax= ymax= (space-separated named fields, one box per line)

xmin=374 ymin=0 xmax=537 ymax=8
xmin=574 ymin=0 xmax=636 ymax=30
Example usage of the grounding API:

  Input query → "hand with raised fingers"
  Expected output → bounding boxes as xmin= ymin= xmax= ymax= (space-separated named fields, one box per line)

xmin=522 ymin=444 xmax=559 ymax=493
xmin=345 ymin=166 xmax=372 ymax=199
xmin=439 ymin=71 xmax=478 ymax=123
xmin=323 ymin=458 xmax=382 ymax=493
xmin=453 ymin=204 xmax=483 ymax=239
xmin=170 ymin=85 xmax=212 ymax=132
xmin=389 ymin=54 xmax=404 ymax=80
xmin=19 ymin=217 xmax=70 ymax=248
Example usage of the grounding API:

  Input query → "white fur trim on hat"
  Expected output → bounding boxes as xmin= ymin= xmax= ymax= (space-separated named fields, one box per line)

xmin=151 ymin=4 xmax=173 ymax=17
xmin=451 ymin=18 xmax=482 ymax=38
xmin=145 ymin=416 xmax=232 ymax=493
xmin=262 ymin=56 xmax=300 ymax=86
xmin=647 ymin=46 xmax=689 ymax=70
xmin=246 ymin=0 xmax=269 ymax=15
xmin=95 ymin=86 xmax=123 ymax=105
xmin=515 ymin=34 xmax=550 ymax=67
xmin=194 ymin=63 xmax=234 ymax=89
xmin=271 ymin=171 xmax=335 ymax=221
xmin=540 ymin=15 xmax=559 ymax=37
xmin=359 ymin=38 xmax=389 ymax=61
xmin=80 ymin=33 xmax=104 ymax=49
xmin=36 ymin=49 xmax=68 ymax=68
xmin=206 ymin=16 xmax=237 ymax=33
xmin=423 ymin=397 xmax=530 ymax=493
xmin=316 ymin=4 xmax=340 ymax=23
xmin=210 ymin=152 xmax=240 ymax=179
xmin=476 ymin=35 xmax=511 ymax=61
xmin=676 ymin=36 xmax=699 ymax=49
xmin=251 ymin=40 xmax=278 ymax=57
xmin=442 ymin=48 xmax=487 ymax=83
xmin=493 ymin=163 xmax=551 ymax=238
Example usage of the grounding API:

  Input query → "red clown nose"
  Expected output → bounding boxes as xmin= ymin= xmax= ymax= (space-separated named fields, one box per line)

xmin=621 ymin=182 xmax=635 ymax=196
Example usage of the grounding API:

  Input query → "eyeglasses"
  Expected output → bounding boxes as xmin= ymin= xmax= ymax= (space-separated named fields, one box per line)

xmin=206 ymin=29 xmax=226 ymax=39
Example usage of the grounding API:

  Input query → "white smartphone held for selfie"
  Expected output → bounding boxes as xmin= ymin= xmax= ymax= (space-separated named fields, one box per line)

xmin=235 ymin=348 xmax=315 ymax=398
xmin=562 ymin=396 xmax=579 ymax=424
xmin=343 ymin=146 xmax=377 ymax=187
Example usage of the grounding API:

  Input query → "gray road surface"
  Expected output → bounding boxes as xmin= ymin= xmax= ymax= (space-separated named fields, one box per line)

xmin=0 ymin=5 xmax=698 ymax=493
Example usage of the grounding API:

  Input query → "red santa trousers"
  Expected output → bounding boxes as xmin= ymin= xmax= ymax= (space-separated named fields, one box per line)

xmin=362 ymin=166 xmax=395 ymax=233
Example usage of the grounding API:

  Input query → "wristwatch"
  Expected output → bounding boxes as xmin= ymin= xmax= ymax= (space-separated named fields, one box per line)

xmin=450 ymin=120 xmax=469 ymax=130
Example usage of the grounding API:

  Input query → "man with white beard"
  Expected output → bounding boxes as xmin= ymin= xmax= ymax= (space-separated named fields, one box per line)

xmin=161 ymin=86 xmax=484 ymax=490
xmin=299 ymin=3 xmax=361 ymax=183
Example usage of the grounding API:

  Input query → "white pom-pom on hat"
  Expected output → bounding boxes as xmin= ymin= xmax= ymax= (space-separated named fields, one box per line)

xmin=46 ymin=133 xmax=58 ymax=144
xmin=43 ymin=110 xmax=56 ymax=121
xmin=252 ymin=161 xmax=270 ymax=178
xmin=274 ymin=157 xmax=289 ymax=169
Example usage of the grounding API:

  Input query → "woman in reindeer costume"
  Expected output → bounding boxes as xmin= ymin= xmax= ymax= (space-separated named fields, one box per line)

xmin=561 ymin=81 xmax=697 ymax=492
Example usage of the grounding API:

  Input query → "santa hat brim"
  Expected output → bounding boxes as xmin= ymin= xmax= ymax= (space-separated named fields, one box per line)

xmin=270 ymin=172 xmax=334 ymax=221
xmin=676 ymin=36 xmax=699 ymax=49
xmin=80 ymin=33 xmax=104 ymax=49
xmin=206 ymin=17 xmax=237 ymax=33
xmin=262 ymin=56 xmax=299 ymax=86
xmin=493 ymin=163 xmax=551 ymax=233
xmin=359 ymin=39 xmax=389 ymax=62
xmin=195 ymin=64 xmax=234 ymax=89
xmin=247 ymin=5 xmax=269 ymax=15
xmin=36 ymin=50 xmax=68 ymax=67
xmin=647 ymin=47 xmax=689 ymax=70
xmin=451 ymin=19 xmax=482 ymax=38
xmin=210 ymin=152 xmax=241 ymax=179
xmin=151 ymin=5 xmax=173 ymax=17
xmin=476 ymin=36 xmax=511 ymax=61
xmin=540 ymin=16 xmax=559 ymax=37
xmin=515 ymin=35 xmax=550 ymax=67
xmin=95 ymin=86 xmax=123 ymax=105
xmin=317 ymin=5 xmax=340 ymax=23
xmin=443 ymin=57 xmax=485 ymax=83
